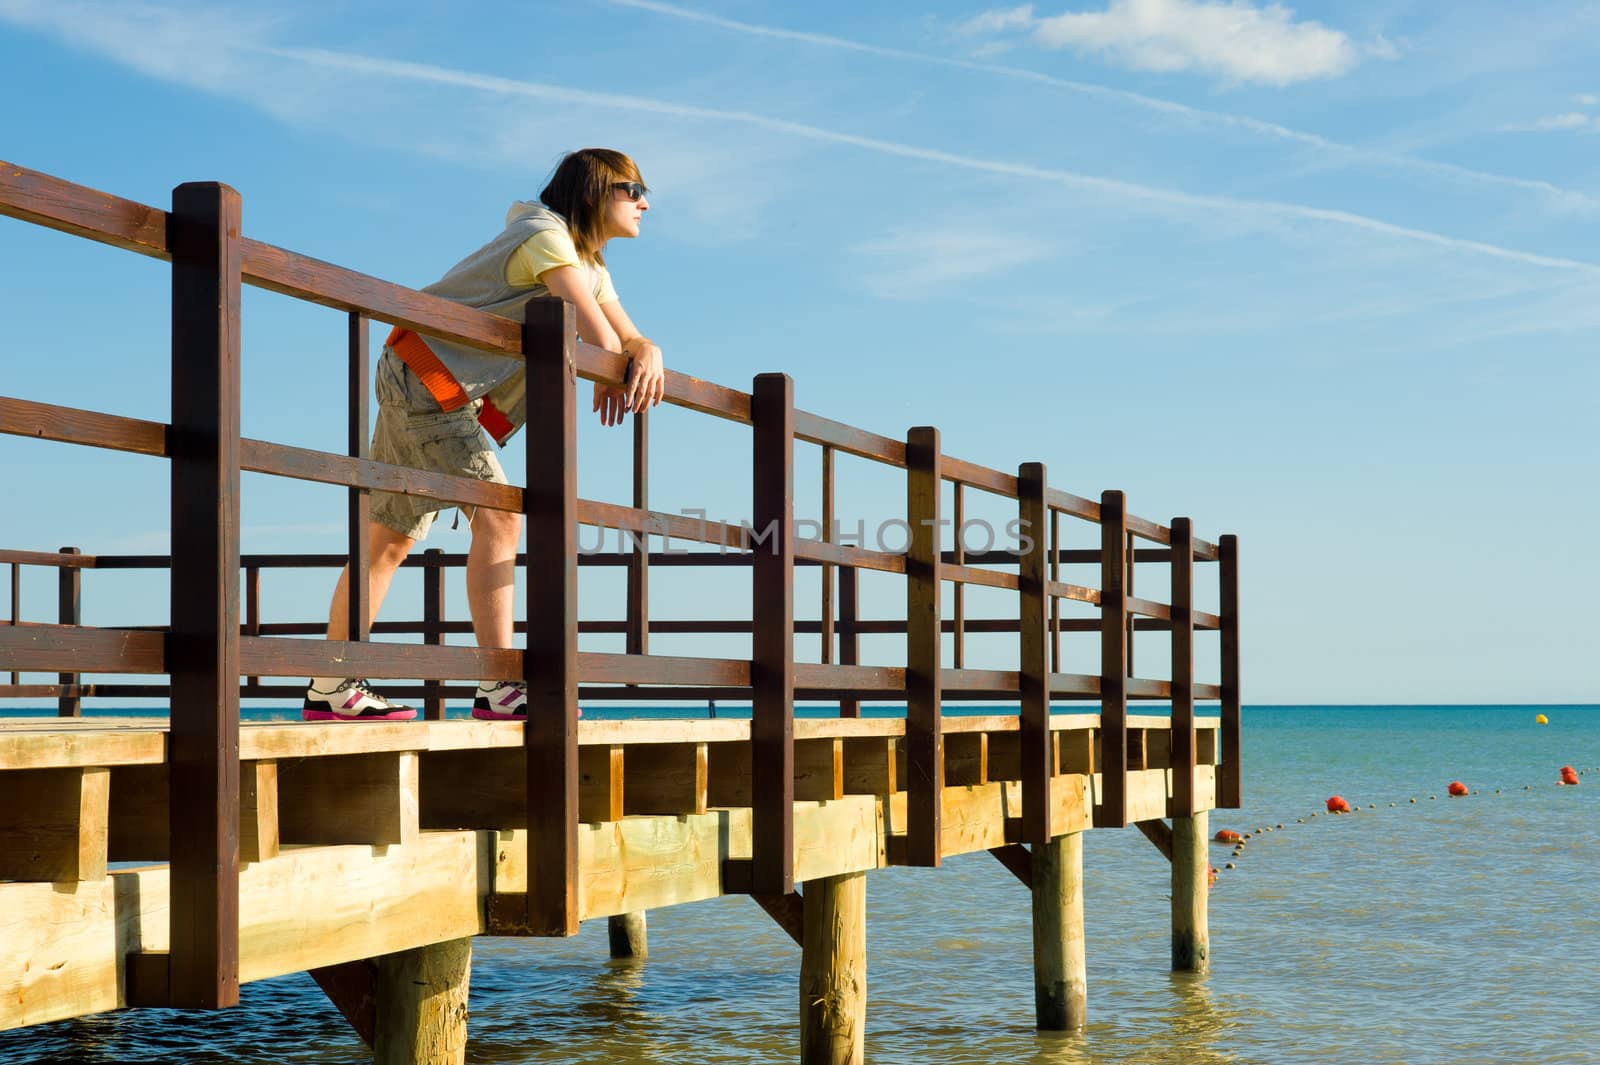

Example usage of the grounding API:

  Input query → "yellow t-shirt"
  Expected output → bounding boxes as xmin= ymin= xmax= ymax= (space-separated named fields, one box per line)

xmin=506 ymin=228 xmax=618 ymax=304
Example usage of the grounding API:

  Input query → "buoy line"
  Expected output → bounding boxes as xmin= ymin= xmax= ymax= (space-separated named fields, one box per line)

xmin=1206 ymin=763 xmax=1595 ymax=879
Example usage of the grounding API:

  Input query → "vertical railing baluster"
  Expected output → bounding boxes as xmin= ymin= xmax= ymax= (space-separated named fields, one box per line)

xmin=1099 ymin=491 xmax=1128 ymax=828
xmin=752 ymin=373 xmax=796 ymax=895
xmin=522 ymin=298 xmax=579 ymax=935
xmin=1219 ymin=534 xmax=1241 ymax=809
xmin=57 ymin=546 xmax=81 ymax=716
xmin=167 ymin=180 xmax=242 ymax=1007
xmin=838 ymin=564 xmax=860 ymax=718
xmin=347 ymin=313 xmax=370 ymax=644
xmin=1018 ymin=464 xmax=1051 ymax=844
xmin=952 ymin=483 xmax=965 ymax=670
xmin=821 ymin=445 xmax=835 ymax=671
xmin=1170 ymin=518 xmax=1195 ymax=818
xmin=906 ymin=426 xmax=942 ymax=867
xmin=8 ymin=562 xmax=19 ymax=685
xmin=1125 ymin=531 xmax=1136 ymax=678
xmin=423 ymin=549 xmax=444 ymax=719
xmin=1050 ymin=511 xmax=1061 ymax=675
xmin=244 ymin=564 xmax=260 ymax=689
xmin=627 ymin=412 xmax=649 ymax=666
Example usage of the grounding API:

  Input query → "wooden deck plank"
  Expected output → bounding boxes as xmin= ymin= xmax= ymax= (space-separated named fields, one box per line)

xmin=0 ymin=714 xmax=1209 ymax=772
xmin=0 ymin=728 xmax=166 ymax=771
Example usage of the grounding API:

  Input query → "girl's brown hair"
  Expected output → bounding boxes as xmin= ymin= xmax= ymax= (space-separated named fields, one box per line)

xmin=539 ymin=148 xmax=642 ymax=266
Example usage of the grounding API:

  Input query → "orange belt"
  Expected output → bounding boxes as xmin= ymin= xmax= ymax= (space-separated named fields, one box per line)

xmin=385 ymin=326 xmax=514 ymax=443
xmin=386 ymin=327 xmax=470 ymax=411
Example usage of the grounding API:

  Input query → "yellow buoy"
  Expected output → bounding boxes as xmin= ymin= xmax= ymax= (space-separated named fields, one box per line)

xmin=1535 ymin=714 xmax=1548 ymax=725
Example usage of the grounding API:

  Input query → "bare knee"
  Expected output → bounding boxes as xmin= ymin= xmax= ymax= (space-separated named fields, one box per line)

xmin=471 ymin=508 xmax=522 ymax=550
xmin=369 ymin=523 xmax=416 ymax=572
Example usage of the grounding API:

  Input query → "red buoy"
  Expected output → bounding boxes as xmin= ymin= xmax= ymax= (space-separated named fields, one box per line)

xmin=1448 ymin=781 xmax=1469 ymax=796
xmin=1325 ymin=795 xmax=1351 ymax=814
xmin=1560 ymin=765 xmax=1580 ymax=786
xmin=1214 ymin=829 xmax=1243 ymax=843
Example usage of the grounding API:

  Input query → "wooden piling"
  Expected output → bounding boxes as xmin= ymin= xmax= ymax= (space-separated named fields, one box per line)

xmin=1031 ymin=833 xmax=1086 ymax=1030
xmin=1171 ymin=811 xmax=1210 ymax=973
xmin=799 ymin=871 xmax=866 ymax=1065
xmin=373 ymin=937 xmax=472 ymax=1065
xmin=608 ymin=912 xmax=648 ymax=960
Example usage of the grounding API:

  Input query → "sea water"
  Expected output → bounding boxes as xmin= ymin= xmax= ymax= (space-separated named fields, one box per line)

xmin=1 ymin=705 xmax=1595 ymax=1065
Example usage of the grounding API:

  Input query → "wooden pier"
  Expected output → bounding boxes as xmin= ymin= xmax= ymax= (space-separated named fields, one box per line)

xmin=1 ymin=163 xmax=1241 ymax=1064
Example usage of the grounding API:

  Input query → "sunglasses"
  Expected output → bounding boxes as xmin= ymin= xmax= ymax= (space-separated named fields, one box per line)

xmin=612 ymin=181 xmax=649 ymax=202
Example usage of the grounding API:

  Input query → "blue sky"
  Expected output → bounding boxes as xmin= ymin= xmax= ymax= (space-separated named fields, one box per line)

xmin=2 ymin=0 xmax=1597 ymax=704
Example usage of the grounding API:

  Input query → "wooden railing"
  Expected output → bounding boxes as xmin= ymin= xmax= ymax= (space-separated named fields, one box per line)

xmin=0 ymin=162 xmax=1241 ymax=1008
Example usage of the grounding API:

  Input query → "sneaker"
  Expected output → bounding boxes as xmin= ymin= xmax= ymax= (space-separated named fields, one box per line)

xmin=472 ymin=680 xmax=528 ymax=720
xmin=302 ymin=678 xmax=417 ymax=721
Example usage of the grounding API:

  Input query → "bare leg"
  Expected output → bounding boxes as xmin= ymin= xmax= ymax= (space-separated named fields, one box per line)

xmin=465 ymin=508 xmax=522 ymax=652
xmin=325 ymin=522 xmax=417 ymax=642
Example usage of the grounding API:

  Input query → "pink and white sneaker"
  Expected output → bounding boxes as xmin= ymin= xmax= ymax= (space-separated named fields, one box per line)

xmin=472 ymin=680 xmax=528 ymax=720
xmin=302 ymin=678 xmax=417 ymax=721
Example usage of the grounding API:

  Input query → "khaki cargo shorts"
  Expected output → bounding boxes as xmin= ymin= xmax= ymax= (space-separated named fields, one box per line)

xmin=370 ymin=352 xmax=506 ymax=541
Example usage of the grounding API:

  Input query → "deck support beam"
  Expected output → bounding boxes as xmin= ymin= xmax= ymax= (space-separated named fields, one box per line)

xmin=799 ymin=871 xmax=866 ymax=1065
xmin=374 ymin=937 xmax=472 ymax=1065
xmin=1171 ymin=811 xmax=1210 ymax=973
xmin=1031 ymin=832 xmax=1086 ymax=1030
xmin=310 ymin=959 xmax=378 ymax=1049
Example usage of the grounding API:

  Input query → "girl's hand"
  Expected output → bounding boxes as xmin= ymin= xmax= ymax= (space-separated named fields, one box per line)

xmin=622 ymin=340 xmax=665 ymax=413
xmin=593 ymin=381 xmax=628 ymax=426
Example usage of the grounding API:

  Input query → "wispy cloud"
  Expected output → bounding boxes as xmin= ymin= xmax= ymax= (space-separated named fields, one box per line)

xmin=5 ymin=0 xmax=1597 ymax=280
xmin=266 ymin=46 xmax=1600 ymax=277
xmin=958 ymin=5 xmax=1039 ymax=36
xmin=1504 ymin=97 xmax=1600 ymax=134
xmin=1532 ymin=113 xmax=1598 ymax=131
xmin=960 ymin=0 xmax=1365 ymax=86
xmin=849 ymin=228 xmax=1054 ymax=298
xmin=605 ymin=0 xmax=1600 ymax=215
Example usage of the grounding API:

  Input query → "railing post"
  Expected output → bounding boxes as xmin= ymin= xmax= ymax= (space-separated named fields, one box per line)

xmin=613 ymin=403 xmax=652 ymax=959
xmin=422 ymin=549 xmax=445 ymax=720
xmin=347 ymin=312 xmax=371 ymax=643
xmin=522 ymin=298 xmax=579 ymax=935
xmin=1098 ymin=491 xmax=1128 ymax=828
xmin=56 ymin=545 xmax=81 ymax=716
xmin=1219 ymin=534 xmax=1242 ymax=809
xmin=1018 ymin=464 xmax=1050 ymax=843
xmin=905 ymin=426 xmax=942 ymax=867
xmin=1170 ymin=518 xmax=1196 ymax=817
xmin=167 ymin=180 xmax=242 ymax=1007
xmin=752 ymin=372 xmax=795 ymax=895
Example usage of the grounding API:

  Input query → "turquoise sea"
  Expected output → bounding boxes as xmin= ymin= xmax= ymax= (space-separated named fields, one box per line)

xmin=1 ymin=705 xmax=1595 ymax=1065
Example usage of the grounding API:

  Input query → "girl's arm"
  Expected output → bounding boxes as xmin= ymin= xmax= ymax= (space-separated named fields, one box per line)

xmin=540 ymin=265 xmax=634 ymax=426
xmin=601 ymin=299 xmax=665 ymax=414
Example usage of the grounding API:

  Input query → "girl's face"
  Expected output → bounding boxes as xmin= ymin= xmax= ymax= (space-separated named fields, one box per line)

xmin=602 ymin=180 xmax=649 ymax=241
